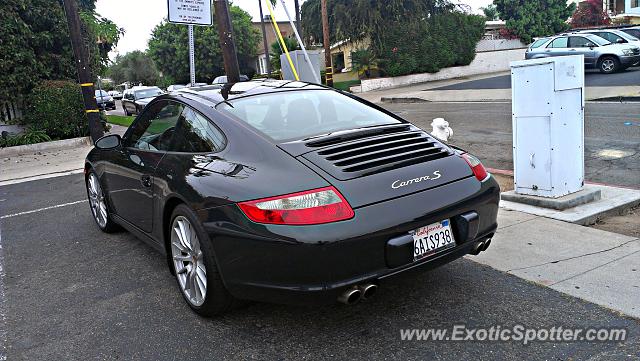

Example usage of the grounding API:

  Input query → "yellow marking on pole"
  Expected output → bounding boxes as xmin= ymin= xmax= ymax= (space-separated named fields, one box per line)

xmin=80 ymin=83 xmax=94 ymax=87
xmin=85 ymin=109 xmax=99 ymax=113
xmin=266 ymin=0 xmax=299 ymax=81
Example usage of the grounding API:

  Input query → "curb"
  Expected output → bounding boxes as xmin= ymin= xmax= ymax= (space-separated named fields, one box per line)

xmin=0 ymin=136 xmax=92 ymax=157
xmin=590 ymin=95 xmax=640 ymax=102
xmin=380 ymin=97 xmax=431 ymax=103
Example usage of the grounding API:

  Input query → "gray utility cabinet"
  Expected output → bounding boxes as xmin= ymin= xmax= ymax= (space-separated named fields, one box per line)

xmin=510 ymin=55 xmax=585 ymax=198
xmin=280 ymin=50 xmax=322 ymax=84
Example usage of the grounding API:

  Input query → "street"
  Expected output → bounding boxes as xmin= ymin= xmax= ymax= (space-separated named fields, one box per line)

xmin=383 ymin=102 xmax=640 ymax=188
xmin=430 ymin=67 xmax=640 ymax=90
xmin=1 ymin=174 xmax=639 ymax=360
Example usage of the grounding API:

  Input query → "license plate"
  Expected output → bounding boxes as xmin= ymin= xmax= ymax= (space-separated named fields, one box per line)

xmin=412 ymin=219 xmax=456 ymax=261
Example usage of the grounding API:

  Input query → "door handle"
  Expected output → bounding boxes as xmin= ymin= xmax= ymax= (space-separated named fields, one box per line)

xmin=140 ymin=174 xmax=152 ymax=188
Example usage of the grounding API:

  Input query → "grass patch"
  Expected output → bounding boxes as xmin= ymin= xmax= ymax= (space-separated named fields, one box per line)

xmin=333 ymin=79 xmax=361 ymax=92
xmin=106 ymin=115 xmax=134 ymax=127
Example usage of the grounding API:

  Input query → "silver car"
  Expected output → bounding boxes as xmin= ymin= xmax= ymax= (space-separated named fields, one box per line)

xmin=578 ymin=29 xmax=640 ymax=47
xmin=525 ymin=34 xmax=640 ymax=73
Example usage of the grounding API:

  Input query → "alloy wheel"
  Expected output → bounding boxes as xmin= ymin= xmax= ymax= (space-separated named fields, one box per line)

xmin=602 ymin=59 xmax=615 ymax=72
xmin=171 ymin=216 xmax=207 ymax=307
xmin=87 ymin=173 xmax=108 ymax=228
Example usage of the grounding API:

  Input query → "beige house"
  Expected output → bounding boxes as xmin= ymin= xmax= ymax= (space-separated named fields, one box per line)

xmin=252 ymin=20 xmax=296 ymax=74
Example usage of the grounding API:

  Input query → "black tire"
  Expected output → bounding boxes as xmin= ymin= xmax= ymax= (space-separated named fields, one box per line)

xmin=169 ymin=204 xmax=236 ymax=316
xmin=598 ymin=56 xmax=619 ymax=74
xmin=85 ymin=170 xmax=120 ymax=233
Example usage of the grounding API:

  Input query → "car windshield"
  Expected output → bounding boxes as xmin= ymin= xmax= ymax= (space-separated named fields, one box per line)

xmin=95 ymin=90 xmax=108 ymax=97
xmin=619 ymin=31 xmax=639 ymax=41
xmin=530 ymin=38 xmax=548 ymax=48
xmin=135 ymin=88 xmax=163 ymax=99
xmin=217 ymin=90 xmax=403 ymax=141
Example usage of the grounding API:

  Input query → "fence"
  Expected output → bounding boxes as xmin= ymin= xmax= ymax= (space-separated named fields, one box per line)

xmin=476 ymin=38 xmax=527 ymax=53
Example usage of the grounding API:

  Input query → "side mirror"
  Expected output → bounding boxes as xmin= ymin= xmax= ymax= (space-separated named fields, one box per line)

xmin=95 ymin=134 xmax=122 ymax=150
xmin=616 ymin=38 xmax=625 ymax=44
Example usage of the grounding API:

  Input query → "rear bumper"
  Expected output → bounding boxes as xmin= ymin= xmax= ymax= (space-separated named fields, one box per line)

xmin=197 ymin=175 xmax=500 ymax=305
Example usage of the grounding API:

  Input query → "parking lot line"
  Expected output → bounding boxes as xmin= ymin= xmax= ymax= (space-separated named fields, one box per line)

xmin=0 ymin=199 xmax=87 ymax=220
xmin=0 ymin=169 xmax=84 ymax=187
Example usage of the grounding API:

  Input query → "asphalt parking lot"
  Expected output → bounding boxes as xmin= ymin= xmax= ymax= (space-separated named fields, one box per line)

xmin=429 ymin=67 xmax=640 ymax=91
xmin=1 ymin=171 xmax=640 ymax=359
xmin=385 ymin=102 xmax=640 ymax=188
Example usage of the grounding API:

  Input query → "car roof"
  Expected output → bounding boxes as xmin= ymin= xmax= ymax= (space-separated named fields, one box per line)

xmin=175 ymin=79 xmax=327 ymax=105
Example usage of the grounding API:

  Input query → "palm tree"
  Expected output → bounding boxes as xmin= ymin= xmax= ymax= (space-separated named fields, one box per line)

xmin=350 ymin=48 xmax=377 ymax=78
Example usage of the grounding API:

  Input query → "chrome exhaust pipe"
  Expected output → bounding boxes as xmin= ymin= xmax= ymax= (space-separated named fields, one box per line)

xmin=470 ymin=241 xmax=484 ymax=255
xmin=481 ymin=238 xmax=492 ymax=252
xmin=338 ymin=287 xmax=362 ymax=305
xmin=358 ymin=284 xmax=378 ymax=300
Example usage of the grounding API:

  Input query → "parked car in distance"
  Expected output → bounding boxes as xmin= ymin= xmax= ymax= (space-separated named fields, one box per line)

xmin=95 ymin=90 xmax=115 ymax=110
xmin=186 ymin=83 xmax=208 ymax=88
xmin=525 ymin=34 xmax=640 ymax=73
xmin=85 ymin=79 xmax=500 ymax=316
xmin=121 ymin=86 xmax=164 ymax=116
xmin=620 ymin=26 xmax=640 ymax=40
xmin=211 ymin=75 xmax=249 ymax=84
xmin=578 ymin=29 xmax=640 ymax=47
xmin=167 ymin=84 xmax=186 ymax=92
xmin=107 ymin=90 xmax=123 ymax=100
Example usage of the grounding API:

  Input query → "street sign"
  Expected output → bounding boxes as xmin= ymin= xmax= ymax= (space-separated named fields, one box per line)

xmin=167 ymin=0 xmax=212 ymax=86
xmin=167 ymin=0 xmax=212 ymax=26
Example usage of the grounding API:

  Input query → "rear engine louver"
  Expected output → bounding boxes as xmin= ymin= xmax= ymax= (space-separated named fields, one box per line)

xmin=302 ymin=128 xmax=452 ymax=180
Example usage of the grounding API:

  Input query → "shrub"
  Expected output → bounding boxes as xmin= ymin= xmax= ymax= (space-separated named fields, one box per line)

xmin=376 ymin=12 xmax=485 ymax=77
xmin=0 ymin=129 xmax=51 ymax=148
xmin=23 ymin=80 xmax=88 ymax=140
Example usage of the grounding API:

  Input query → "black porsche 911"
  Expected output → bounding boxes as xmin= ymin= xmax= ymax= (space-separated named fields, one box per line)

xmin=85 ymin=80 xmax=499 ymax=316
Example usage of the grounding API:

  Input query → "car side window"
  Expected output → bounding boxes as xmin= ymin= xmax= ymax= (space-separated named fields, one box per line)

xmin=125 ymin=101 xmax=184 ymax=152
xmin=172 ymin=107 xmax=225 ymax=153
xmin=548 ymin=37 xmax=568 ymax=48
xmin=569 ymin=36 xmax=595 ymax=48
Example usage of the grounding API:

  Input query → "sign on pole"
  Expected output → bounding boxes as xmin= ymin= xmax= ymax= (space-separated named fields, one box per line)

xmin=168 ymin=0 xmax=212 ymax=86
xmin=168 ymin=0 xmax=212 ymax=26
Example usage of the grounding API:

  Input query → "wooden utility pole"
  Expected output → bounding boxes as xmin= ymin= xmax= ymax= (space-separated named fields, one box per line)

xmin=62 ymin=0 xmax=103 ymax=142
xmin=294 ymin=0 xmax=301 ymax=34
xmin=213 ymin=0 xmax=241 ymax=83
xmin=320 ymin=0 xmax=333 ymax=87
xmin=258 ymin=0 xmax=271 ymax=77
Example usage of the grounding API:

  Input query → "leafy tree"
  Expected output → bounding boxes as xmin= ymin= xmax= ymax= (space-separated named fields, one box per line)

xmin=148 ymin=6 xmax=259 ymax=84
xmin=300 ymin=0 xmax=484 ymax=77
xmin=0 ymin=0 xmax=121 ymax=102
xmin=269 ymin=38 xmax=300 ymax=71
xmin=107 ymin=51 xmax=159 ymax=86
xmin=571 ymin=0 xmax=610 ymax=28
xmin=494 ymin=0 xmax=576 ymax=44
xmin=481 ymin=4 xmax=500 ymax=20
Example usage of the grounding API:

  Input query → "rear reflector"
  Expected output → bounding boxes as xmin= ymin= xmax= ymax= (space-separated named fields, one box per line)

xmin=237 ymin=186 xmax=355 ymax=225
xmin=460 ymin=153 xmax=489 ymax=182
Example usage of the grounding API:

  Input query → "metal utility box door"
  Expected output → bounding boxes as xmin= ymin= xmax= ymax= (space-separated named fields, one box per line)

xmin=510 ymin=55 xmax=584 ymax=198
xmin=280 ymin=50 xmax=322 ymax=84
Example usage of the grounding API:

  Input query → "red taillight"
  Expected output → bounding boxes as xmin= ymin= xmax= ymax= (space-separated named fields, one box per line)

xmin=461 ymin=153 xmax=489 ymax=182
xmin=237 ymin=186 xmax=355 ymax=225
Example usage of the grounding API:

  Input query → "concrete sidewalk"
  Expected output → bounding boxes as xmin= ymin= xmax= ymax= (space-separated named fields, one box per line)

xmin=473 ymin=209 xmax=640 ymax=318
xmin=0 ymin=124 xmax=127 ymax=185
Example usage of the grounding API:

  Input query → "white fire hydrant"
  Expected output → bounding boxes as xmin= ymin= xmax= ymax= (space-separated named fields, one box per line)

xmin=430 ymin=118 xmax=453 ymax=142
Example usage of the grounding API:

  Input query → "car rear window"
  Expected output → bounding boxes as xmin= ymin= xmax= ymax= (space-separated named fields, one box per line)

xmin=216 ymin=90 xmax=402 ymax=141
xmin=135 ymin=88 xmax=163 ymax=99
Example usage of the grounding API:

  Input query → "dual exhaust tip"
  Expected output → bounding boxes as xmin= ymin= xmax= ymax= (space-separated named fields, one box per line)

xmin=338 ymin=283 xmax=377 ymax=305
xmin=470 ymin=237 xmax=492 ymax=255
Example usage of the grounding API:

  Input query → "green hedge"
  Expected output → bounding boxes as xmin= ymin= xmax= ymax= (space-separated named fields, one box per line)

xmin=376 ymin=12 xmax=486 ymax=77
xmin=23 ymin=80 xmax=89 ymax=140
